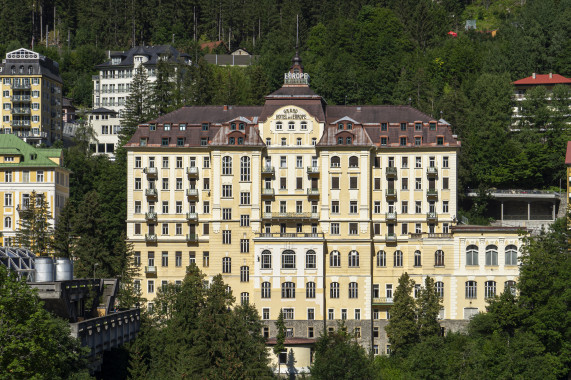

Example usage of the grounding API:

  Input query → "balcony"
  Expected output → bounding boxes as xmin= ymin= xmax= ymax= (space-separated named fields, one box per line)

xmin=427 ymin=189 xmax=438 ymax=199
xmin=16 ymin=204 xmax=29 ymax=214
xmin=143 ymin=167 xmax=157 ymax=177
xmin=11 ymin=107 xmax=30 ymax=115
xmin=427 ymin=166 xmax=438 ymax=177
xmin=307 ymin=188 xmax=320 ymax=197
xmin=11 ymin=120 xmax=31 ymax=127
xmin=385 ymin=166 xmax=397 ymax=178
xmin=145 ymin=234 xmax=157 ymax=243
xmin=186 ymin=234 xmax=198 ymax=242
xmin=306 ymin=166 xmax=320 ymax=175
xmin=261 ymin=166 xmax=275 ymax=175
xmin=186 ymin=167 xmax=199 ymax=176
xmin=426 ymin=233 xmax=453 ymax=239
xmin=255 ymin=232 xmax=324 ymax=240
xmin=426 ymin=212 xmax=438 ymax=222
xmin=372 ymin=297 xmax=394 ymax=306
xmin=385 ymin=188 xmax=397 ymax=199
xmin=11 ymin=82 xmax=31 ymax=89
xmin=262 ymin=212 xmax=317 ymax=220
xmin=145 ymin=212 xmax=157 ymax=221
xmin=11 ymin=95 xmax=31 ymax=102
xmin=386 ymin=212 xmax=397 ymax=221
xmin=186 ymin=212 xmax=198 ymax=221
xmin=261 ymin=188 xmax=275 ymax=197
xmin=186 ymin=188 xmax=198 ymax=198
xmin=385 ymin=233 xmax=397 ymax=242
xmin=145 ymin=188 xmax=157 ymax=198
xmin=144 ymin=265 xmax=157 ymax=274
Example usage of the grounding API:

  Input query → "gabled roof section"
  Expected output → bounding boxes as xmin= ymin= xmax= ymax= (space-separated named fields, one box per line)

xmin=331 ymin=116 xmax=360 ymax=125
xmin=326 ymin=105 xmax=434 ymax=124
xmin=96 ymin=45 xmax=191 ymax=68
xmin=210 ymin=125 xmax=265 ymax=146
xmin=0 ymin=135 xmax=64 ymax=167
xmin=148 ymin=105 xmax=262 ymax=125
xmin=513 ymin=73 xmax=571 ymax=86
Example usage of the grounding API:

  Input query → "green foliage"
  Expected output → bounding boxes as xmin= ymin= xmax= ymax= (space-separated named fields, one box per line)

xmin=0 ymin=266 xmax=89 ymax=378
xmin=310 ymin=325 xmax=374 ymax=380
xmin=15 ymin=191 xmax=54 ymax=256
xmin=417 ymin=277 xmax=442 ymax=339
xmin=385 ymin=273 xmax=419 ymax=355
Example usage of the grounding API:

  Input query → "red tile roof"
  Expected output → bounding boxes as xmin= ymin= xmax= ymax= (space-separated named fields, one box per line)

xmin=565 ymin=141 xmax=571 ymax=165
xmin=513 ymin=73 xmax=571 ymax=86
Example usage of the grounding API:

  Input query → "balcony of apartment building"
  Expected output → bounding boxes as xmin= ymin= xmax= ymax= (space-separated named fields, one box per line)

xmin=144 ymin=265 xmax=157 ymax=275
xmin=186 ymin=167 xmax=199 ymax=177
xmin=385 ymin=212 xmax=397 ymax=222
xmin=372 ymin=297 xmax=393 ymax=306
xmin=11 ymin=120 xmax=31 ymax=127
xmin=186 ymin=212 xmax=198 ymax=222
xmin=426 ymin=166 xmax=438 ymax=177
xmin=261 ymin=165 xmax=275 ymax=175
xmin=254 ymin=232 xmax=324 ymax=241
xmin=145 ymin=234 xmax=157 ymax=243
xmin=186 ymin=234 xmax=198 ymax=243
xmin=186 ymin=188 xmax=199 ymax=198
xmin=261 ymin=188 xmax=275 ymax=198
xmin=385 ymin=233 xmax=397 ymax=243
xmin=427 ymin=189 xmax=438 ymax=200
xmin=11 ymin=94 xmax=31 ymax=102
xmin=145 ymin=211 xmax=157 ymax=222
xmin=145 ymin=188 xmax=157 ymax=198
xmin=307 ymin=188 xmax=320 ymax=197
xmin=143 ymin=167 xmax=157 ymax=177
xmin=11 ymin=107 xmax=30 ymax=115
xmin=306 ymin=166 xmax=320 ymax=175
xmin=426 ymin=212 xmax=438 ymax=223
xmin=385 ymin=166 xmax=397 ymax=178
xmin=385 ymin=188 xmax=397 ymax=200
xmin=262 ymin=212 xmax=319 ymax=221
xmin=11 ymin=82 xmax=31 ymax=90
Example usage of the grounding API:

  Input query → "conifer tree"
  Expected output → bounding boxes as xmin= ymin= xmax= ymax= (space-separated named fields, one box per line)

xmin=15 ymin=191 xmax=53 ymax=257
xmin=416 ymin=276 xmax=442 ymax=339
xmin=385 ymin=272 xmax=418 ymax=355
xmin=119 ymin=65 xmax=153 ymax=147
xmin=274 ymin=308 xmax=286 ymax=375
xmin=51 ymin=200 xmax=75 ymax=258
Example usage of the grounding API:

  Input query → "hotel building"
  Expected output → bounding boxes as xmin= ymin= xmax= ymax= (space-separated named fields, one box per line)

xmin=0 ymin=135 xmax=70 ymax=247
xmin=0 ymin=48 xmax=63 ymax=145
xmin=125 ymin=55 xmax=524 ymax=360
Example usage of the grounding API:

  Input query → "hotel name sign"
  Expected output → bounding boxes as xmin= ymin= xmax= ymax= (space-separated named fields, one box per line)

xmin=275 ymin=107 xmax=308 ymax=120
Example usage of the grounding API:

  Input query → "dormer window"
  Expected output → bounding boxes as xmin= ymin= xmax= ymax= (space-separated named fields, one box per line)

xmin=415 ymin=122 xmax=422 ymax=131
xmin=276 ymin=122 xmax=282 ymax=131
xmin=437 ymin=137 xmax=444 ymax=145
xmin=10 ymin=66 xmax=15 ymax=74
xmin=337 ymin=137 xmax=343 ymax=144
xmin=347 ymin=123 xmax=352 ymax=130
xmin=202 ymin=123 xmax=209 ymax=131
xmin=346 ymin=137 xmax=352 ymax=144
xmin=239 ymin=123 xmax=245 ymax=130
xmin=430 ymin=122 xmax=436 ymax=130
xmin=164 ymin=124 xmax=171 ymax=131
xmin=150 ymin=124 xmax=156 ymax=131
xmin=229 ymin=137 xmax=235 ymax=144
xmin=179 ymin=124 xmax=186 ymax=131
xmin=177 ymin=137 xmax=184 ymax=146
xmin=400 ymin=123 xmax=407 ymax=131
xmin=231 ymin=123 xmax=236 ymax=130
xmin=162 ymin=138 xmax=169 ymax=146
xmin=238 ymin=137 xmax=244 ymax=145
xmin=338 ymin=123 xmax=343 ymax=130
xmin=27 ymin=66 xmax=33 ymax=74
xmin=381 ymin=137 xmax=388 ymax=146
xmin=301 ymin=121 xmax=307 ymax=130
xmin=415 ymin=137 xmax=421 ymax=146
xmin=400 ymin=137 xmax=407 ymax=146
xmin=381 ymin=123 xmax=387 ymax=131
xmin=19 ymin=66 xmax=24 ymax=74
xmin=140 ymin=138 xmax=147 ymax=146
xmin=112 ymin=57 xmax=121 ymax=65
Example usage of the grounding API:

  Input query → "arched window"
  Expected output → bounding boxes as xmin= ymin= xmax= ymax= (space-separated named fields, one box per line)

xmin=240 ymin=156 xmax=250 ymax=182
xmin=435 ymin=250 xmax=444 ymax=267
xmin=288 ymin=121 xmax=295 ymax=130
xmin=239 ymin=123 xmax=245 ymax=130
xmin=19 ymin=65 xmax=24 ymax=74
xmin=276 ymin=122 xmax=283 ymax=130
xmin=505 ymin=245 xmax=518 ymax=266
xmin=435 ymin=281 xmax=444 ymax=298
xmin=466 ymin=245 xmax=478 ymax=266
xmin=338 ymin=123 xmax=344 ymax=130
xmin=348 ymin=250 xmax=359 ymax=267
xmin=330 ymin=250 xmax=340 ymax=267
xmin=484 ymin=281 xmax=496 ymax=298
xmin=347 ymin=123 xmax=353 ymax=130
xmin=306 ymin=250 xmax=316 ymax=269
xmin=348 ymin=282 xmax=358 ymax=298
xmin=222 ymin=156 xmax=232 ymax=175
xmin=230 ymin=122 xmax=236 ymax=130
xmin=301 ymin=121 xmax=307 ymax=130
xmin=394 ymin=250 xmax=403 ymax=267
xmin=504 ymin=280 xmax=516 ymax=295
xmin=346 ymin=137 xmax=352 ymax=144
xmin=10 ymin=66 xmax=15 ymax=74
xmin=330 ymin=282 xmax=339 ymax=298
xmin=261 ymin=281 xmax=271 ymax=298
xmin=306 ymin=282 xmax=316 ymax=298
xmin=282 ymin=250 xmax=296 ymax=269
xmin=281 ymin=282 xmax=295 ymax=298
xmin=485 ymin=245 xmax=498 ymax=266
xmin=222 ymin=257 xmax=231 ymax=273
xmin=4 ymin=217 xmax=11 ymax=229
xmin=28 ymin=66 xmax=33 ymax=74
xmin=377 ymin=250 xmax=386 ymax=267
xmin=465 ymin=281 xmax=477 ymax=299
xmin=349 ymin=156 xmax=359 ymax=168
xmin=261 ymin=250 xmax=272 ymax=269
xmin=414 ymin=250 xmax=422 ymax=267
xmin=330 ymin=156 xmax=340 ymax=168
xmin=228 ymin=137 xmax=235 ymax=144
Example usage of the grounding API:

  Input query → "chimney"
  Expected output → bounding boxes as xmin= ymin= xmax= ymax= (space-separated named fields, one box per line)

xmin=549 ymin=72 xmax=553 ymax=78
xmin=223 ymin=105 xmax=228 ymax=111
xmin=532 ymin=72 xmax=536 ymax=79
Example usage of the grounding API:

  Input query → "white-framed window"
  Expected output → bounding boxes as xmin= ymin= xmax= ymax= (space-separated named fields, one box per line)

xmin=222 ymin=230 xmax=231 ymax=244
xmin=240 ymin=214 xmax=250 ymax=227
xmin=275 ymin=121 xmax=282 ymax=130
xmin=505 ymin=245 xmax=518 ymax=265
xmin=465 ymin=281 xmax=477 ymax=299
xmin=377 ymin=250 xmax=386 ymax=267
xmin=281 ymin=282 xmax=295 ymax=298
xmin=330 ymin=250 xmax=340 ymax=267
xmin=414 ymin=250 xmax=421 ymax=267
xmin=261 ymin=282 xmax=271 ymax=298
xmin=282 ymin=308 xmax=294 ymax=320
xmin=435 ymin=281 xmax=444 ymax=298
xmin=393 ymin=250 xmax=403 ymax=267
xmin=4 ymin=193 xmax=12 ymax=207
xmin=348 ymin=282 xmax=358 ymax=298
xmin=466 ymin=245 xmax=478 ymax=266
xmin=240 ymin=266 xmax=249 ymax=282
xmin=240 ymin=239 xmax=249 ymax=253
xmin=331 ymin=222 xmax=339 ymax=235
xmin=485 ymin=245 xmax=498 ymax=266
xmin=306 ymin=281 xmax=316 ymax=298
xmin=348 ymin=250 xmax=359 ymax=267
xmin=240 ymin=156 xmax=250 ymax=181
xmin=222 ymin=257 xmax=231 ymax=273
xmin=36 ymin=171 xmax=44 ymax=182
xmin=484 ymin=281 xmax=496 ymax=298
xmin=222 ymin=156 xmax=232 ymax=175
xmin=282 ymin=250 xmax=295 ymax=269
xmin=330 ymin=282 xmax=339 ymax=298
xmin=261 ymin=250 xmax=272 ymax=269
xmin=148 ymin=280 xmax=154 ymax=293
xmin=306 ymin=250 xmax=316 ymax=269
xmin=240 ymin=292 xmax=249 ymax=305
xmin=435 ymin=250 xmax=444 ymax=267
xmin=222 ymin=185 xmax=232 ymax=198
xmin=240 ymin=191 xmax=250 ymax=205
xmin=4 ymin=216 xmax=12 ymax=229
xmin=330 ymin=156 xmax=340 ymax=168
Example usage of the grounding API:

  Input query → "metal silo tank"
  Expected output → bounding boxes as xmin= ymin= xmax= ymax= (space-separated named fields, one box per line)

xmin=35 ymin=257 xmax=54 ymax=282
xmin=55 ymin=257 xmax=74 ymax=281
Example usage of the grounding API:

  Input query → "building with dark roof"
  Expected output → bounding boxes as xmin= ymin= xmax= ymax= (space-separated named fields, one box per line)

xmin=125 ymin=53 xmax=524 ymax=362
xmin=0 ymin=48 xmax=63 ymax=144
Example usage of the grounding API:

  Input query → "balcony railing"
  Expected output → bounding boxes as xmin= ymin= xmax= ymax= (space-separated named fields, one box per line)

xmin=385 ymin=233 xmax=397 ymax=242
xmin=186 ymin=188 xmax=198 ymax=197
xmin=427 ymin=189 xmax=438 ymax=198
xmin=427 ymin=166 xmax=438 ymax=176
xmin=144 ymin=265 xmax=156 ymax=274
xmin=186 ymin=212 xmax=198 ymax=221
xmin=145 ymin=212 xmax=157 ymax=221
xmin=386 ymin=189 xmax=397 ymax=198
xmin=186 ymin=167 xmax=198 ymax=176
xmin=306 ymin=166 xmax=320 ymax=174
xmin=372 ymin=297 xmax=394 ymax=305
xmin=261 ymin=188 xmax=275 ymax=197
xmin=386 ymin=167 xmax=397 ymax=177
xmin=145 ymin=188 xmax=157 ymax=197
xmin=143 ymin=167 xmax=157 ymax=176
xmin=386 ymin=212 xmax=397 ymax=221
xmin=11 ymin=82 xmax=31 ymax=89
xmin=426 ymin=233 xmax=452 ymax=239
xmin=11 ymin=108 xmax=30 ymax=115
xmin=16 ymin=204 xmax=29 ymax=213
xmin=262 ymin=212 xmax=317 ymax=220
xmin=186 ymin=234 xmax=198 ymax=242
xmin=307 ymin=188 xmax=320 ymax=196
xmin=145 ymin=234 xmax=157 ymax=243
xmin=11 ymin=120 xmax=31 ymax=127
xmin=255 ymin=232 xmax=324 ymax=239
xmin=11 ymin=95 xmax=31 ymax=102
xmin=426 ymin=212 xmax=438 ymax=222
xmin=261 ymin=166 xmax=275 ymax=174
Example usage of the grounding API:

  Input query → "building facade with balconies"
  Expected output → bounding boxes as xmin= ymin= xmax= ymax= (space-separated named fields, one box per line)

xmin=0 ymin=134 xmax=70 ymax=247
xmin=0 ymin=48 xmax=63 ymax=145
xmin=125 ymin=54 xmax=524 ymax=355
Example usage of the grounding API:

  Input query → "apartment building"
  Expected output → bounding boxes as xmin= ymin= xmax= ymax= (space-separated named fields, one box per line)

xmin=0 ymin=135 xmax=70 ymax=247
xmin=125 ymin=55 xmax=524 ymax=359
xmin=0 ymin=48 xmax=63 ymax=145
xmin=90 ymin=46 xmax=191 ymax=157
